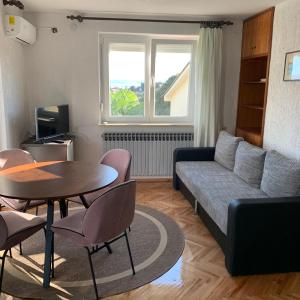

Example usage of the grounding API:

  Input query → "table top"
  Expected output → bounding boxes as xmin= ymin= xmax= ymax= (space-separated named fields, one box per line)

xmin=0 ymin=161 xmax=118 ymax=201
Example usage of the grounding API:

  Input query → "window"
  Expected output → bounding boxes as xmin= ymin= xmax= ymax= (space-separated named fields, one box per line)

xmin=109 ymin=43 xmax=145 ymax=117
xmin=101 ymin=35 xmax=195 ymax=123
xmin=153 ymin=42 xmax=192 ymax=118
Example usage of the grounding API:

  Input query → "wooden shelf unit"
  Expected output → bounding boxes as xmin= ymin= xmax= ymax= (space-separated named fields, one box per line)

xmin=236 ymin=127 xmax=262 ymax=146
xmin=242 ymin=104 xmax=264 ymax=110
xmin=242 ymin=81 xmax=266 ymax=84
xmin=236 ymin=8 xmax=274 ymax=146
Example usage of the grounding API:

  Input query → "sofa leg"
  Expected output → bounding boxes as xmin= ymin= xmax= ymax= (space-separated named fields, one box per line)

xmin=172 ymin=175 xmax=180 ymax=190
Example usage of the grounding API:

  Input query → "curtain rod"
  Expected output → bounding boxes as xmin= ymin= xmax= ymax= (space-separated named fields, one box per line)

xmin=66 ymin=15 xmax=233 ymax=27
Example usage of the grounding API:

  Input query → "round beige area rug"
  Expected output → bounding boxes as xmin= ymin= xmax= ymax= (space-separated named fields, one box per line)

xmin=2 ymin=204 xmax=185 ymax=299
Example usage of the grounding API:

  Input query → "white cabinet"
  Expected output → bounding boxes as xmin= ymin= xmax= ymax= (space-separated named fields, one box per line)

xmin=22 ymin=139 xmax=74 ymax=162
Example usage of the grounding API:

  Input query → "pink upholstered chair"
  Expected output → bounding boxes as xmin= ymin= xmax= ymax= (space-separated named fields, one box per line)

xmin=67 ymin=149 xmax=132 ymax=208
xmin=0 ymin=149 xmax=46 ymax=213
xmin=52 ymin=180 xmax=136 ymax=299
xmin=0 ymin=211 xmax=46 ymax=291
xmin=0 ymin=149 xmax=48 ymax=255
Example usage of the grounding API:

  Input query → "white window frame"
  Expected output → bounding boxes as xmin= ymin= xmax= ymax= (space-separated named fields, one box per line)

xmin=150 ymin=39 xmax=195 ymax=123
xmin=100 ymin=33 xmax=196 ymax=124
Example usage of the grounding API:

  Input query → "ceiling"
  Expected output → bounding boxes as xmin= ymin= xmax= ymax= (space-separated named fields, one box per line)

xmin=21 ymin=0 xmax=286 ymax=18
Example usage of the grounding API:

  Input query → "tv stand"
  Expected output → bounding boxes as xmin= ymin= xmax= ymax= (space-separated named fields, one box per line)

xmin=33 ymin=134 xmax=76 ymax=144
xmin=22 ymin=136 xmax=74 ymax=161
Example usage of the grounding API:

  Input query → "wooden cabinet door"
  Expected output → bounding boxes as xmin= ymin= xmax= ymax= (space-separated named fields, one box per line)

xmin=252 ymin=9 xmax=273 ymax=56
xmin=242 ymin=9 xmax=274 ymax=58
xmin=242 ymin=20 xmax=254 ymax=58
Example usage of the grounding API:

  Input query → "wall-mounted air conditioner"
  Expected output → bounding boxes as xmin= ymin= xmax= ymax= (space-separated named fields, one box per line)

xmin=4 ymin=15 xmax=36 ymax=45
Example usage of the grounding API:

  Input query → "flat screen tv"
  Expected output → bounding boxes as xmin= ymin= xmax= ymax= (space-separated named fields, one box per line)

xmin=35 ymin=104 xmax=69 ymax=140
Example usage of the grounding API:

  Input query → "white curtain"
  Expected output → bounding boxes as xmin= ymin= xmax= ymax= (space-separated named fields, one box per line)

xmin=194 ymin=28 xmax=223 ymax=147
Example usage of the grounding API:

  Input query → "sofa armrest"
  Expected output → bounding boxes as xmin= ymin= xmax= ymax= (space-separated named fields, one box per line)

xmin=226 ymin=196 xmax=300 ymax=275
xmin=173 ymin=147 xmax=215 ymax=189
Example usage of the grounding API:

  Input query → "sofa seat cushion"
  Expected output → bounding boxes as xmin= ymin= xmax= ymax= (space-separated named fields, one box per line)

xmin=176 ymin=161 xmax=231 ymax=198
xmin=176 ymin=161 xmax=267 ymax=234
xmin=261 ymin=150 xmax=300 ymax=197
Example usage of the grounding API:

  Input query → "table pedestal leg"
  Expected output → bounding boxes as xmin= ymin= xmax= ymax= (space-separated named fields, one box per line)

xmin=43 ymin=200 xmax=54 ymax=288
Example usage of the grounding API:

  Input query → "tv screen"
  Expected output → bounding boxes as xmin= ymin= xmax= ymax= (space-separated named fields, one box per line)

xmin=35 ymin=105 xmax=69 ymax=140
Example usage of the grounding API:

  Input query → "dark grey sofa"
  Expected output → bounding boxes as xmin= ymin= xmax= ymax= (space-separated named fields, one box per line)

xmin=173 ymin=134 xmax=300 ymax=276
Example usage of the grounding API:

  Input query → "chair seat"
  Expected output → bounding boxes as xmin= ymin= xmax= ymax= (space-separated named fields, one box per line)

xmin=0 ymin=211 xmax=46 ymax=250
xmin=0 ymin=197 xmax=46 ymax=212
xmin=52 ymin=210 xmax=91 ymax=247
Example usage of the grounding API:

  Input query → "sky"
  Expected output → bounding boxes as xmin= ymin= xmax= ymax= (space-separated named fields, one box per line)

xmin=109 ymin=50 xmax=191 ymax=85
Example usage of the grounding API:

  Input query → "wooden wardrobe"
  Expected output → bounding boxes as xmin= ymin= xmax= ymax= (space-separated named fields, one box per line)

xmin=236 ymin=8 xmax=274 ymax=146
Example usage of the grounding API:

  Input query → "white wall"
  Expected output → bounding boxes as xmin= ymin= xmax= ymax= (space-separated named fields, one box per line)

xmin=0 ymin=4 xmax=28 ymax=149
xmin=264 ymin=0 xmax=300 ymax=160
xmin=0 ymin=54 xmax=6 ymax=150
xmin=24 ymin=12 xmax=242 ymax=161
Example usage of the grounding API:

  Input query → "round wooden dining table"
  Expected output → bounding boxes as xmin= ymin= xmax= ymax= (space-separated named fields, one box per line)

xmin=0 ymin=161 xmax=118 ymax=288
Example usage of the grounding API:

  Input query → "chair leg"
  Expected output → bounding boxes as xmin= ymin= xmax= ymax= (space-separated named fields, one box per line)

xmin=85 ymin=248 xmax=99 ymax=300
xmin=124 ymin=231 xmax=135 ymax=275
xmin=35 ymin=206 xmax=39 ymax=216
xmin=0 ymin=250 xmax=9 ymax=292
xmin=19 ymin=243 xmax=23 ymax=255
xmin=8 ymin=249 xmax=12 ymax=258
xmin=105 ymin=242 xmax=112 ymax=254
xmin=59 ymin=199 xmax=68 ymax=218
xmin=65 ymin=200 xmax=69 ymax=215
xmin=128 ymin=226 xmax=131 ymax=232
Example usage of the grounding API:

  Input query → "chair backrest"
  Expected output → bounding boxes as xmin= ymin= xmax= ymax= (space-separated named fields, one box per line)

xmin=100 ymin=149 xmax=131 ymax=185
xmin=83 ymin=180 xmax=136 ymax=244
xmin=0 ymin=215 xmax=8 ymax=249
xmin=0 ymin=149 xmax=34 ymax=170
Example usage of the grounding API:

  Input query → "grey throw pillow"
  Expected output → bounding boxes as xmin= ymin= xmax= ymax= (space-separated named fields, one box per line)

xmin=214 ymin=131 xmax=243 ymax=170
xmin=261 ymin=150 xmax=300 ymax=197
xmin=234 ymin=141 xmax=267 ymax=188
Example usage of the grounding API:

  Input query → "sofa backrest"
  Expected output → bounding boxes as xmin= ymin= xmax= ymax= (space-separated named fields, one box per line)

xmin=214 ymin=131 xmax=243 ymax=170
xmin=233 ymin=141 xmax=267 ymax=189
xmin=214 ymin=131 xmax=300 ymax=196
xmin=261 ymin=150 xmax=300 ymax=197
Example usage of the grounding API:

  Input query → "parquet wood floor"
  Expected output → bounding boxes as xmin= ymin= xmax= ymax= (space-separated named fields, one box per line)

xmin=2 ymin=181 xmax=300 ymax=300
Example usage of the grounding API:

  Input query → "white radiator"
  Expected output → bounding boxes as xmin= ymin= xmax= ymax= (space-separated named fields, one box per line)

xmin=102 ymin=132 xmax=194 ymax=177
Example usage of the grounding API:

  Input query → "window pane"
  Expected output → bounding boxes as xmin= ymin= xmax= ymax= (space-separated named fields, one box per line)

xmin=109 ymin=43 xmax=145 ymax=117
xmin=154 ymin=44 xmax=192 ymax=117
